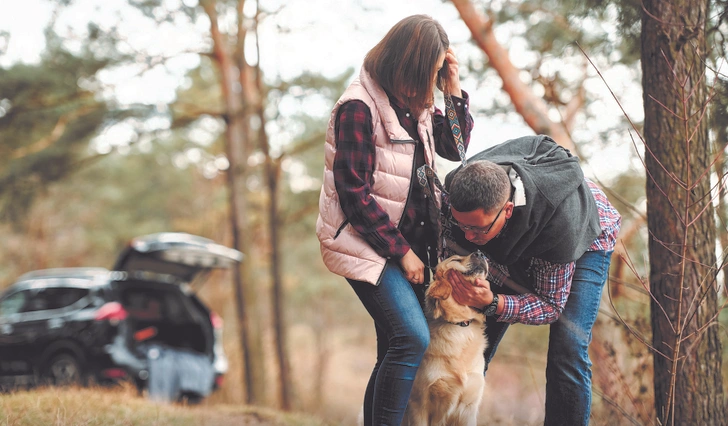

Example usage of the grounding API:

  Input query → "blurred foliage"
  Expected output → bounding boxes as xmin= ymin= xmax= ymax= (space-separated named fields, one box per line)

xmin=0 ymin=55 xmax=106 ymax=223
xmin=0 ymin=22 xmax=148 ymax=225
xmin=467 ymin=0 xmax=641 ymax=120
xmin=0 ymin=131 xmax=227 ymax=289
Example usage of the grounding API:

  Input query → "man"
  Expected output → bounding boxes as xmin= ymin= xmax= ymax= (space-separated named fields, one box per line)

xmin=443 ymin=134 xmax=621 ymax=426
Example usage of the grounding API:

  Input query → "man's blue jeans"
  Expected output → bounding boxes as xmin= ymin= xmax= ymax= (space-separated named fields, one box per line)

xmin=484 ymin=250 xmax=613 ymax=426
xmin=348 ymin=262 xmax=430 ymax=426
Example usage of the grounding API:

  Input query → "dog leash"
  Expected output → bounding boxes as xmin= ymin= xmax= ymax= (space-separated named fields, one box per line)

xmin=416 ymin=93 xmax=467 ymax=260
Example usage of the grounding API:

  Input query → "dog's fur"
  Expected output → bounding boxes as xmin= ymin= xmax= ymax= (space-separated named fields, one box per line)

xmin=403 ymin=252 xmax=489 ymax=426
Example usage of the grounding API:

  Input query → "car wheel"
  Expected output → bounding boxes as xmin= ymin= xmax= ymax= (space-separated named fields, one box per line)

xmin=178 ymin=391 xmax=204 ymax=405
xmin=45 ymin=353 xmax=83 ymax=386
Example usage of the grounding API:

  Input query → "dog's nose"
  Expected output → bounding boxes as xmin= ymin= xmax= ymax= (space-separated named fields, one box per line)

xmin=474 ymin=250 xmax=486 ymax=259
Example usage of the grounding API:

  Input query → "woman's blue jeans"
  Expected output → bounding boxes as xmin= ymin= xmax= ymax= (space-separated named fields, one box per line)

xmin=483 ymin=250 xmax=613 ymax=426
xmin=347 ymin=262 xmax=430 ymax=426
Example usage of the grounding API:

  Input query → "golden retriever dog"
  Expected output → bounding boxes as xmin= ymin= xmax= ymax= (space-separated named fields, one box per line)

xmin=404 ymin=252 xmax=489 ymax=426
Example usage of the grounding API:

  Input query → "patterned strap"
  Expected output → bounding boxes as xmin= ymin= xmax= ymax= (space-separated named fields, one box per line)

xmin=417 ymin=94 xmax=467 ymax=261
xmin=444 ymin=93 xmax=467 ymax=165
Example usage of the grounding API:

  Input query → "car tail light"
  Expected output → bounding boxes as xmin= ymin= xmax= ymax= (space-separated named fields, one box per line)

xmin=133 ymin=326 xmax=158 ymax=342
xmin=95 ymin=302 xmax=128 ymax=322
xmin=215 ymin=374 xmax=224 ymax=387
xmin=210 ymin=311 xmax=223 ymax=329
xmin=101 ymin=368 xmax=128 ymax=379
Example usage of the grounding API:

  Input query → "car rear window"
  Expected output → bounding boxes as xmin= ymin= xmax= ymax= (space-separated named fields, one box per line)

xmin=116 ymin=283 xmax=198 ymax=323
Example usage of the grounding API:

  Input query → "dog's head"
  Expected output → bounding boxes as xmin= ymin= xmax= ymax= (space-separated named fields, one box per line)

xmin=426 ymin=252 xmax=489 ymax=324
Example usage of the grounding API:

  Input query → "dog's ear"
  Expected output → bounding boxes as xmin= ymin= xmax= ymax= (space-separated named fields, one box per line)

xmin=427 ymin=279 xmax=451 ymax=320
xmin=427 ymin=278 xmax=452 ymax=300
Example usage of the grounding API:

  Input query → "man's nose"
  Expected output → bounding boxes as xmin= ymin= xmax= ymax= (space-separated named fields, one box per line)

xmin=464 ymin=230 xmax=479 ymax=241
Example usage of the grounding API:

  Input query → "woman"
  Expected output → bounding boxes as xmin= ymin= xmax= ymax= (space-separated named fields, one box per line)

xmin=316 ymin=14 xmax=473 ymax=425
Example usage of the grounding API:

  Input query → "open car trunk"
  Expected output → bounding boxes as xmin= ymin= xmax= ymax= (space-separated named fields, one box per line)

xmin=109 ymin=233 xmax=242 ymax=401
xmin=109 ymin=232 xmax=243 ymax=355
xmin=113 ymin=233 xmax=243 ymax=285
xmin=113 ymin=281 xmax=212 ymax=356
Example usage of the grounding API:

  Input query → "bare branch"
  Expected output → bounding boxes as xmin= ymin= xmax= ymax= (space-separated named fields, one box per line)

xmin=606 ymin=273 xmax=671 ymax=360
xmin=11 ymin=104 xmax=99 ymax=160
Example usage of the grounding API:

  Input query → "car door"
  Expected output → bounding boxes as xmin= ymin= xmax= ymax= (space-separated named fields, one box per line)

xmin=0 ymin=287 xmax=53 ymax=377
xmin=112 ymin=233 xmax=243 ymax=284
xmin=0 ymin=289 xmax=33 ymax=377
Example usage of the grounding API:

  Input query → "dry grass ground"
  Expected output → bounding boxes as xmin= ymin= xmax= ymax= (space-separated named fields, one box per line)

xmin=0 ymin=385 xmax=331 ymax=426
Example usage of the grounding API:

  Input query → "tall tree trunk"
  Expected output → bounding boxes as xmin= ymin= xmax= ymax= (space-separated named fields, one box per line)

xmin=201 ymin=0 xmax=267 ymax=405
xmin=258 ymin=110 xmax=293 ymax=409
xmin=246 ymin=0 xmax=293 ymax=409
xmin=449 ymin=0 xmax=578 ymax=153
xmin=264 ymin=153 xmax=293 ymax=410
xmin=312 ymin=317 xmax=330 ymax=412
xmin=713 ymin=80 xmax=728 ymax=293
xmin=717 ymin=149 xmax=728 ymax=292
xmin=641 ymin=1 xmax=725 ymax=424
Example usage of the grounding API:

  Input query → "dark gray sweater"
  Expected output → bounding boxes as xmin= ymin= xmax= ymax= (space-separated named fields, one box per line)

xmin=445 ymin=135 xmax=601 ymax=266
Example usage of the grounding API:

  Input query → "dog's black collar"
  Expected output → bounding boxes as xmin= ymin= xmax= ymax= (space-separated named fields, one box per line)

xmin=449 ymin=319 xmax=474 ymax=327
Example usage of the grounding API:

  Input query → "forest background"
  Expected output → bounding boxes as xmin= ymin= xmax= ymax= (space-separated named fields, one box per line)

xmin=1 ymin=0 xmax=727 ymax=425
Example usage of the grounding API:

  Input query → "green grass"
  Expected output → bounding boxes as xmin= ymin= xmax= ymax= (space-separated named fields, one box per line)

xmin=0 ymin=385 xmax=331 ymax=426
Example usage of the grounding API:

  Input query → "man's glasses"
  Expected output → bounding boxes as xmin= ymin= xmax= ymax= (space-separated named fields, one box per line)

xmin=449 ymin=198 xmax=509 ymax=235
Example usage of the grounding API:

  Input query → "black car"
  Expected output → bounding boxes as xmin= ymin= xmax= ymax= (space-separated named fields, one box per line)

xmin=0 ymin=233 xmax=242 ymax=401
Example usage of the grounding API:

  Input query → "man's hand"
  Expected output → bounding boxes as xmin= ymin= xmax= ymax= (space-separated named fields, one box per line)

xmin=447 ymin=269 xmax=493 ymax=308
xmin=400 ymin=249 xmax=425 ymax=284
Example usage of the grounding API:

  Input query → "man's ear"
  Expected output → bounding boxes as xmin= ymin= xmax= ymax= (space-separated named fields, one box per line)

xmin=505 ymin=201 xmax=515 ymax=219
xmin=427 ymin=278 xmax=452 ymax=300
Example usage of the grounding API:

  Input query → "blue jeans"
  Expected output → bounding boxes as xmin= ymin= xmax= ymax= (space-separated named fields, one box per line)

xmin=348 ymin=262 xmax=430 ymax=426
xmin=483 ymin=250 xmax=613 ymax=426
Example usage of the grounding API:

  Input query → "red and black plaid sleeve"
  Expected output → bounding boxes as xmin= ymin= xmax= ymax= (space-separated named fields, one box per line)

xmin=333 ymin=100 xmax=411 ymax=260
xmin=488 ymin=259 xmax=575 ymax=325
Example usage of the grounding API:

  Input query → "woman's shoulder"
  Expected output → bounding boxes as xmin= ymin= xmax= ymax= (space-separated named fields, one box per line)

xmin=337 ymin=100 xmax=372 ymax=124
xmin=339 ymin=99 xmax=370 ymax=112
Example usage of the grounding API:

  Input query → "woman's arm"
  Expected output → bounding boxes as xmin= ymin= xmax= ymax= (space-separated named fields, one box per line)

xmin=432 ymin=92 xmax=473 ymax=161
xmin=333 ymin=100 xmax=411 ymax=260
xmin=432 ymin=48 xmax=473 ymax=161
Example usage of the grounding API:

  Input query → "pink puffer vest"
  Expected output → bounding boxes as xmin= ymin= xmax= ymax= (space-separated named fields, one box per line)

xmin=316 ymin=67 xmax=441 ymax=285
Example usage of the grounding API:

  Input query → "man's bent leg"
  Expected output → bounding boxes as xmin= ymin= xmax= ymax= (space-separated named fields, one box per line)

xmin=544 ymin=250 xmax=612 ymax=426
xmin=482 ymin=318 xmax=509 ymax=374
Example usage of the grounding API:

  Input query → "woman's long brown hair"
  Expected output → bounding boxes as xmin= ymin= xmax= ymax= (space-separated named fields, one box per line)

xmin=363 ymin=15 xmax=449 ymax=118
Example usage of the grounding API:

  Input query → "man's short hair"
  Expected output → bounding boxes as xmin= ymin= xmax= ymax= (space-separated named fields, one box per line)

xmin=449 ymin=160 xmax=510 ymax=213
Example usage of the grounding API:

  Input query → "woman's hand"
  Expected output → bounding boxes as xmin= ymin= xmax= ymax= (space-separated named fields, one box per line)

xmin=400 ymin=249 xmax=426 ymax=284
xmin=440 ymin=47 xmax=462 ymax=98
xmin=446 ymin=269 xmax=492 ymax=308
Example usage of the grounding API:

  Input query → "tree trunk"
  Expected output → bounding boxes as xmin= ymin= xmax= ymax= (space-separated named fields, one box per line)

xmin=713 ymin=80 xmax=728 ymax=293
xmin=201 ymin=0 xmax=267 ymax=405
xmin=312 ymin=318 xmax=330 ymax=412
xmin=449 ymin=0 xmax=577 ymax=153
xmin=261 ymin=122 xmax=293 ymax=410
xmin=244 ymin=0 xmax=293 ymax=409
xmin=641 ymin=1 xmax=725 ymax=424
xmin=717 ymin=149 xmax=728 ymax=293
xmin=268 ymin=160 xmax=293 ymax=410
